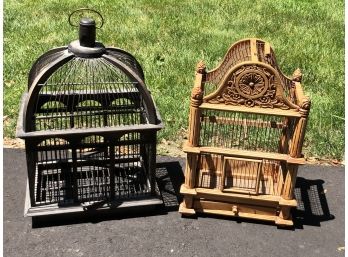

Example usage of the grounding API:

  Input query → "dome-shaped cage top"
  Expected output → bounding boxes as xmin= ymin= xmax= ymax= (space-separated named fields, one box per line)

xmin=201 ymin=38 xmax=304 ymax=110
xmin=17 ymin=11 xmax=162 ymax=138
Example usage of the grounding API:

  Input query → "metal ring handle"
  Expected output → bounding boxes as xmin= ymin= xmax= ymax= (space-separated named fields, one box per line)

xmin=68 ymin=8 xmax=104 ymax=29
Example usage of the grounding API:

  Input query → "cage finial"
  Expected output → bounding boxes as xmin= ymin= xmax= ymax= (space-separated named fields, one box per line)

xmin=67 ymin=8 xmax=106 ymax=57
xmin=79 ymin=17 xmax=96 ymax=47
xmin=292 ymin=68 xmax=302 ymax=82
xmin=196 ymin=60 xmax=206 ymax=74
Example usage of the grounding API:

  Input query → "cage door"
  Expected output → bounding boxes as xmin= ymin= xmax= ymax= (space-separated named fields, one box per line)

xmin=220 ymin=157 xmax=262 ymax=195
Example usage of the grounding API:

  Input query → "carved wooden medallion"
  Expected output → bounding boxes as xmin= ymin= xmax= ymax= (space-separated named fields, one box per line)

xmin=206 ymin=65 xmax=290 ymax=109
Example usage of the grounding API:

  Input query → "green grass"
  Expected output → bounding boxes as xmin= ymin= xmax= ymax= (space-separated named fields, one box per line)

xmin=4 ymin=0 xmax=344 ymax=160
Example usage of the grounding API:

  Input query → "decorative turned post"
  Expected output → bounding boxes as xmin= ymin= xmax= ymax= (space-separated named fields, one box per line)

xmin=188 ymin=60 xmax=206 ymax=147
xmin=184 ymin=61 xmax=206 ymax=189
xmin=282 ymin=69 xmax=311 ymax=201
xmin=290 ymin=68 xmax=311 ymax=158
xmin=279 ymin=69 xmax=310 ymax=221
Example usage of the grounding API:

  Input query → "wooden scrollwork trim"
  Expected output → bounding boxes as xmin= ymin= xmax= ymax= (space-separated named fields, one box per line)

xmin=203 ymin=62 xmax=299 ymax=110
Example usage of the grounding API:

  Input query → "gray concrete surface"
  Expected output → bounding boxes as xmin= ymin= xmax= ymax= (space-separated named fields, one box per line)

xmin=4 ymin=148 xmax=344 ymax=257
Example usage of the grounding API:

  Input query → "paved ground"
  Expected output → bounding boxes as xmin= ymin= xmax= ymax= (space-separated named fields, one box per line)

xmin=4 ymin=148 xmax=345 ymax=257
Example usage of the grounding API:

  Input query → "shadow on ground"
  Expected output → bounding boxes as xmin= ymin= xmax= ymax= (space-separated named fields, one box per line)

xmin=292 ymin=177 xmax=335 ymax=229
xmin=155 ymin=161 xmax=184 ymax=211
xmin=31 ymin=159 xmax=334 ymax=230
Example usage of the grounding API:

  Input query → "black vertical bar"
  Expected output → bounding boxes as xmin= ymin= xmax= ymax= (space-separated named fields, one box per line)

xmin=109 ymin=141 xmax=116 ymax=200
xmin=44 ymin=140 xmax=50 ymax=204
xmin=57 ymin=140 xmax=62 ymax=202
xmin=71 ymin=140 xmax=79 ymax=203
xmin=53 ymin=138 xmax=57 ymax=203
xmin=148 ymin=133 xmax=157 ymax=196
xmin=127 ymin=142 xmax=130 ymax=198
xmin=26 ymin=141 xmax=37 ymax=207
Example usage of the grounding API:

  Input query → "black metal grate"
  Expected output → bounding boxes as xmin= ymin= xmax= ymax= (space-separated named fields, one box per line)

xmin=33 ymin=133 xmax=152 ymax=206
xmin=34 ymin=57 xmax=148 ymax=131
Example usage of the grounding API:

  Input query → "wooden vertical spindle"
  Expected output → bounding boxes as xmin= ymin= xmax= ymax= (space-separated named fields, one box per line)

xmin=185 ymin=61 xmax=206 ymax=189
xmin=187 ymin=60 xmax=206 ymax=147
xmin=281 ymin=77 xmax=311 ymax=215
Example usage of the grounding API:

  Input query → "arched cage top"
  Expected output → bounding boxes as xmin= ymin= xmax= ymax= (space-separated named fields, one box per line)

xmin=22 ymin=48 xmax=160 ymax=133
xmin=203 ymin=62 xmax=298 ymax=110
xmin=28 ymin=47 xmax=145 ymax=88
xmin=203 ymin=38 xmax=298 ymax=109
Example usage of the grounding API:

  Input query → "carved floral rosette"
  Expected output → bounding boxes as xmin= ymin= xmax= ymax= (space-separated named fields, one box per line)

xmin=206 ymin=65 xmax=291 ymax=109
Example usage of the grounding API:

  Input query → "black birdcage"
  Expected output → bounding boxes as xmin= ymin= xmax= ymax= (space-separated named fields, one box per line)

xmin=16 ymin=9 xmax=163 ymax=216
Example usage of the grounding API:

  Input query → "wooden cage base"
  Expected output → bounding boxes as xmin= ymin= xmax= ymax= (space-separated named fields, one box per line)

xmin=24 ymin=181 xmax=163 ymax=217
xmin=179 ymin=185 xmax=295 ymax=227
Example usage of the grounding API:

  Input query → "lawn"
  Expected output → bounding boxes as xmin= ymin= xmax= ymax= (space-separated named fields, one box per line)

xmin=4 ymin=0 xmax=344 ymax=160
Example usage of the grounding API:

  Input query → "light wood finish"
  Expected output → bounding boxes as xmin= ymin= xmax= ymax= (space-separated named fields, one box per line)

xmin=205 ymin=39 xmax=252 ymax=85
xmin=183 ymin=195 xmax=194 ymax=209
xmin=194 ymin=200 xmax=276 ymax=216
xmin=278 ymin=207 xmax=291 ymax=220
xmin=195 ymin=188 xmax=297 ymax=207
xmin=184 ymin=153 xmax=199 ymax=188
xmin=275 ymin=165 xmax=285 ymax=196
xmin=278 ymin=117 xmax=290 ymax=153
xmin=187 ymin=105 xmax=201 ymax=147
xmin=200 ymin=209 xmax=279 ymax=223
xmin=221 ymin=157 xmax=262 ymax=194
xmin=264 ymin=42 xmax=271 ymax=56
xmin=281 ymin=164 xmax=298 ymax=200
xmin=180 ymin=38 xmax=310 ymax=227
xmin=191 ymin=199 xmax=293 ymax=226
xmin=202 ymin=115 xmax=286 ymax=129
xmin=183 ymin=142 xmax=306 ymax=165
xmin=187 ymin=61 xmax=206 ymax=147
xmin=180 ymin=185 xmax=297 ymax=208
xmin=200 ymin=103 xmax=302 ymax=117
xmin=184 ymin=62 xmax=206 ymax=190
xmin=250 ymin=38 xmax=259 ymax=62
xmin=275 ymin=216 xmax=294 ymax=226
xmin=294 ymin=82 xmax=311 ymax=112
xmin=180 ymin=184 xmax=197 ymax=195
xmin=179 ymin=202 xmax=196 ymax=216
xmin=279 ymin=197 xmax=297 ymax=207
xmin=289 ymin=117 xmax=308 ymax=158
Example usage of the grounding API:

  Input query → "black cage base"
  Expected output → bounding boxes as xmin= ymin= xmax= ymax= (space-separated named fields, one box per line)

xmin=34 ymin=162 xmax=151 ymax=205
xmin=25 ymin=180 xmax=163 ymax=217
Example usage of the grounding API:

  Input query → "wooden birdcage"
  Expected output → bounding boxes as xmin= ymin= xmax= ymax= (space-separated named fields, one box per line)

xmin=179 ymin=38 xmax=311 ymax=226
